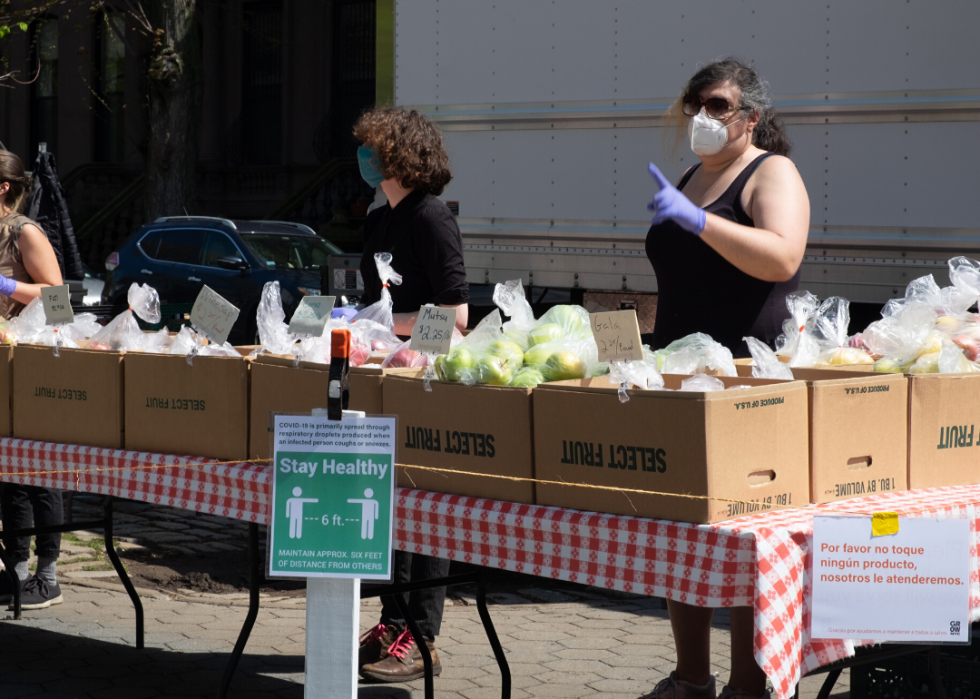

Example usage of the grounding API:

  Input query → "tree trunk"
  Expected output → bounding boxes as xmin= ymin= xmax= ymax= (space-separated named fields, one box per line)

xmin=145 ymin=0 xmax=203 ymax=221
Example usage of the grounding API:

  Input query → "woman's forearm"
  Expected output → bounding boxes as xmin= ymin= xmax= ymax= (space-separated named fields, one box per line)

xmin=698 ymin=213 xmax=804 ymax=283
xmin=8 ymin=281 xmax=54 ymax=306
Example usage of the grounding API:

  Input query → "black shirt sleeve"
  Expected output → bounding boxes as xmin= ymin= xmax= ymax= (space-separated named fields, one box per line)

xmin=411 ymin=203 xmax=470 ymax=306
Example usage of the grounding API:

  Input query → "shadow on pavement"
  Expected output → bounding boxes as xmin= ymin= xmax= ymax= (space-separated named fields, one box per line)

xmin=0 ymin=620 xmax=304 ymax=699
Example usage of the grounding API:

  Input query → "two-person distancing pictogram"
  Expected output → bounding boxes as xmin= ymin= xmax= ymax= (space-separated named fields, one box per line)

xmin=285 ymin=486 xmax=379 ymax=540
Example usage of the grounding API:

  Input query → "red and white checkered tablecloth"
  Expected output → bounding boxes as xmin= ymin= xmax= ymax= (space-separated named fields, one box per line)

xmin=2 ymin=437 xmax=978 ymax=699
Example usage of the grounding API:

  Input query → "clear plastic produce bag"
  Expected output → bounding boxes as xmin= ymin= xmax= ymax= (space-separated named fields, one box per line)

xmin=253 ymin=281 xmax=298 ymax=356
xmin=167 ymin=325 xmax=240 ymax=364
xmin=433 ymin=311 xmax=526 ymax=386
xmin=609 ymin=359 xmax=664 ymax=402
xmin=775 ymin=291 xmax=821 ymax=367
xmin=652 ymin=333 xmax=737 ymax=377
xmin=87 ymin=283 xmax=162 ymax=351
xmin=809 ymin=297 xmax=873 ymax=365
xmin=531 ymin=304 xmax=594 ymax=344
xmin=352 ymin=252 xmax=402 ymax=331
xmin=679 ymin=374 xmax=725 ymax=392
xmin=744 ymin=336 xmax=794 ymax=380
xmin=864 ymin=301 xmax=937 ymax=372
xmin=493 ymin=279 xmax=537 ymax=349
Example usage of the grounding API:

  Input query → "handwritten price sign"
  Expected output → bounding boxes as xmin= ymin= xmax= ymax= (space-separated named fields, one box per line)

xmin=288 ymin=295 xmax=336 ymax=337
xmin=590 ymin=310 xmax=643 ymax=363
xmin=411 ymin=305 xmax=457 ymax=354
xmin=41 ymin=284 xmax=75 ymax=325
xmin=190 ymin=285 xmax=240 ymax=346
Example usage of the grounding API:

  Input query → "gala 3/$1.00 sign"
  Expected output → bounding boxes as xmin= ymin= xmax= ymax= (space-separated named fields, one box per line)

xmin=268 ymin=415 xmax=396 ymax=580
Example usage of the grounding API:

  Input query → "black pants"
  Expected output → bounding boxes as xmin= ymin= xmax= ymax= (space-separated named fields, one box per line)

xmin=380 ymin=550 xmax=450 ymax=638
xmin=0 ymin=484 xmax=63 ymax=562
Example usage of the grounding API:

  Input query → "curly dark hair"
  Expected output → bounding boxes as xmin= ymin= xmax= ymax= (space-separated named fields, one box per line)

xmin=353 ymin=107 xmax=453 ymax=195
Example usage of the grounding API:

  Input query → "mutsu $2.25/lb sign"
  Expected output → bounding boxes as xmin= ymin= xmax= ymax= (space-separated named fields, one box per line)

xmin=268 ymin=415 xmax=396 ymax=580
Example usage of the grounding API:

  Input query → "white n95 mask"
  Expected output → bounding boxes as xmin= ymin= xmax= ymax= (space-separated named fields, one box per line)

xmin=688 ymin=108 xmax=744 ymax=156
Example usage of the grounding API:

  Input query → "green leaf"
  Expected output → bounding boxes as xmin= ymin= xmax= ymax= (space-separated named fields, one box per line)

xmin=0 ymin=27 xmax=10 ymax=39
xmin=17 ymin=22 xmax=28 ymax=32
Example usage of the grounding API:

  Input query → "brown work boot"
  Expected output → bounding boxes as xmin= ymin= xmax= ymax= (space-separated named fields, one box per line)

xmin=358 ymin=622 xmax=398 ymax=668
xmin=641 ymin=672 xmax=717 ymax=699
xmin=360 ymin=628 xmax=442 ymax=682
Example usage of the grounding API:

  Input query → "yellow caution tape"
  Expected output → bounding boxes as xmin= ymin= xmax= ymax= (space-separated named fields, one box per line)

xmin=872 ymin=512 xmax=900 ymax=536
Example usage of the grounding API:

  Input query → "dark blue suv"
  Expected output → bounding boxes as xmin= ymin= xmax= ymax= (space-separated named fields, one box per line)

xmin=103 ymin=216 xmax=342 ymax=343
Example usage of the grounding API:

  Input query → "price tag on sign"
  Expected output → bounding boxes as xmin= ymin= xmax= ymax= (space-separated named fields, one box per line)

xmin=190 ymin=285 xmax=240 ymax=346
xmin=41 ymin=284 xmax=74 ymax=325
xmin=411 ymin=305 xmax=457 ymax=355
xmin=590 ymin=310 xmax=643 ymax=363
xmin=288 ymin=296 xmax=336 ymax=337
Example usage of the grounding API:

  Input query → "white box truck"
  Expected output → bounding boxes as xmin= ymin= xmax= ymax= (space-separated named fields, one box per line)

xmin=378 ymin=0 xmax=980 ymax=330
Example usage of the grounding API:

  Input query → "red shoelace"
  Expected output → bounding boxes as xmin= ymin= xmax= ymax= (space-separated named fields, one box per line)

xmin=386 ymin=628 xmax=416 ymax=659
xmin=359 ymin=622 xmax=387 ymax=645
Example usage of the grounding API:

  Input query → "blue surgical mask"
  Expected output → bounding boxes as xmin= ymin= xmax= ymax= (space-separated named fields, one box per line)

xmin=357 ymin=146 xmax=385 ymax=188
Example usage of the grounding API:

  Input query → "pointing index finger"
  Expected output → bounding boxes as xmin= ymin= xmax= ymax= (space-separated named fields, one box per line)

xmin=648 ymin=162 xmax=671 ymax=191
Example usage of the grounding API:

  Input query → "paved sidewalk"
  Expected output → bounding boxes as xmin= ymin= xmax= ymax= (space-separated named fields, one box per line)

xmin=0 ymin=581 xmax=849 ymax=698
xmin=0 ymin=496 xmax=849 ymax=698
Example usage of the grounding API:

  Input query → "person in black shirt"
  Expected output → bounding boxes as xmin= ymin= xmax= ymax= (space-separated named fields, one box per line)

xmin=356 ymin=109 xmax=469 ymax=336
xmin=353 ymin=107 xmax=467 ymax=683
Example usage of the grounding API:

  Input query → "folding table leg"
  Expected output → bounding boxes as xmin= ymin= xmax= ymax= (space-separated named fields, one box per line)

xmin=103 ymin=497 xmax=144 ymax=648
xmin=815 ymin=668 xmax=842 ymax=699
xmin=218 ymin=522 xmax=261 ymax=699
xmin=477 ymin=574 xmax=511 ymax=699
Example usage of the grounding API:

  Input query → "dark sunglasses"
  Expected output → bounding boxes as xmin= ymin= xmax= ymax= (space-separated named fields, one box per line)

xmin=682 ymin=96 xmax=749 ymax=119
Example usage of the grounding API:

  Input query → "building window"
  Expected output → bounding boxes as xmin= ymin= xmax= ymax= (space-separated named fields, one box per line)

xmin=241 ymin=1 xmax=283 ymax=165
xmin=95 ymin=12 xmax=126 ymax=162
xmin=31 ymin=18 xmax=59 ymax=158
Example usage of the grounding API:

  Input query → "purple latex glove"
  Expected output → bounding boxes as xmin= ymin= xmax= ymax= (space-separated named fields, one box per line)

xmin=647 ymin=163 xmax=707 ymax=235
xmin=0 ymin=275 xmax=16 ymax=297
xmin=331 ymin=307 xmax=357 ymax=321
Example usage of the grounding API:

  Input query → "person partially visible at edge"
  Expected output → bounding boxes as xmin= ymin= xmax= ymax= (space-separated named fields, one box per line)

xmin=645 ymin=57 xmax=810 ymax=361
xmin=0 ymin=150 xmax=67 ymax=612
xmin=355 ymin=107 xmax=469 ymax=336
xmin=352 ymin=106 xmax=467 ymax=683
xmin=641 ymin=60 xmax=810 ymax=699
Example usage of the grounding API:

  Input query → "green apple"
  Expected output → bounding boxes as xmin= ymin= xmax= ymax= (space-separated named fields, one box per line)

xmin=527 ymin=322 xmax=564 ymax=347
xmin=542 ymin=350 xmax=587 ymax=381
xmin=486 ymin=339 xmax=525 ymax=363
xmin=541 ymin=305 xmax=592 ymax=340
xmin=510 ymin=367 xmax=545 ymax=388
xmin=477 ymin=354 xmax=516 ymax=385
xmin=442 ymin=346 xmax=478 ymax=382
xmin=523 ymin=343 xmax=554 ymax=370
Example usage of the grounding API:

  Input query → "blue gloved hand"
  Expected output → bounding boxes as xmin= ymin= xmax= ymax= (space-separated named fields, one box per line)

xmin=331 ymin=307 xmax=358 ymax=321
xmin=647 ymin=163 xmax=707 ymax=235
xmin=0 ymin=275 xmax=17 ymax=298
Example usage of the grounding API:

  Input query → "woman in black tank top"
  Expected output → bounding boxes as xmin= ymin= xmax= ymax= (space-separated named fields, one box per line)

xmin=644 ymin=63 xmax=809 ymax=361
xmin=642 ymin=60 xmax=810 ymax=699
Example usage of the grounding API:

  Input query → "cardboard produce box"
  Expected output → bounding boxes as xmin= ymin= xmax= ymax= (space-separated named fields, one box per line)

xmin=13 ymin=345 xmax=124 ymax=448
xmin=794 ymin=365 xmax=980 ymax=490
xmin=533 ymin=375 xmax=809 ymax=524
xmin=249 ymin=357 xmax=415 ymax=460
xmin=383 ymin=373 xmax=535 ymax=503
xmin=125 ymin=352 xmax=249 ymax=461
xmin=736 ymin=365 xmax=909 ymax=503
xmin=907 ymin=372 xmax=980 ymax=489
xmin=0 ymin=345 xmax=11 ymax=437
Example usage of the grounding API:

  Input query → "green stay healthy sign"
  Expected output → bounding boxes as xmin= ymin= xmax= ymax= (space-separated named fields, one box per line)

xmin=268 ymin=415 xmax=396 ymax=580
